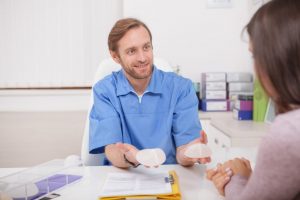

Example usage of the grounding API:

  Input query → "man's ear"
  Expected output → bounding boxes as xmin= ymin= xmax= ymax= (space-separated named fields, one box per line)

xmin=110 ymin=51 xmax=120 ymax=64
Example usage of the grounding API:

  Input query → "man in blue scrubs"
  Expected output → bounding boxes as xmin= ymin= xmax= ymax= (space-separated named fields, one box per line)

xmin=89 ymin=18 xmax=210 ymax=168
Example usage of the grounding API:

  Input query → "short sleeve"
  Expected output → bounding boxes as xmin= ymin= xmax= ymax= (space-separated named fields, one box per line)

xmin=172 ymin=79 xmax=202 ymax=147
xmin=89 ymin=84 xmax=122 ymax=154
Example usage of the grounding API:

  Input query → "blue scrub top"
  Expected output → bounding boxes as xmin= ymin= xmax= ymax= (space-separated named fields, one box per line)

xmin=89 ymin=66 xmax=202 ymax=164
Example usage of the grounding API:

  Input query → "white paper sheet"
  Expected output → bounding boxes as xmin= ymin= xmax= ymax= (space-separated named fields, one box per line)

xmin=99 ymin=172 xmax=172 ymax=196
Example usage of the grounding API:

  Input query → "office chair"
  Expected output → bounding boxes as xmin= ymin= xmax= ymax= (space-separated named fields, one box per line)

xmin=81 ymin=57 xmax=173 ymax=166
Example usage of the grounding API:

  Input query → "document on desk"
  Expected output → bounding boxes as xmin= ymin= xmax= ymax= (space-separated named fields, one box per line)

xmin=99 ymin=170 xmax=181 ymax=200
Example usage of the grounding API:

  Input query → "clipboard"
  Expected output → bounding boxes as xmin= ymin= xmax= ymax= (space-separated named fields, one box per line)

xmin=99 ymin=171 xmax=181 ymax=200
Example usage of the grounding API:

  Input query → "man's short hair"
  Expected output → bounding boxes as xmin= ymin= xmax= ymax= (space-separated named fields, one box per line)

xmin=108 ymin=18 xmax=152 ymax=52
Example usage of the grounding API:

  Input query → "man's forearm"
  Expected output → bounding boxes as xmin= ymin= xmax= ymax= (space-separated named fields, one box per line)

xmin=105 ymin=144 xmax=131 ymax=168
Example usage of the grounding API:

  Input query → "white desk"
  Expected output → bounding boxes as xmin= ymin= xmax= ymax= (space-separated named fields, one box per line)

xmin=60 ymin=165 xmax=223 ymax=200
xmin=199 ymin=111 xmax=270 ymax=147
xmin=1 ymin=165 xmax=223 ymax=200
xmin=211 ymin=118 xmax=269 ymax=147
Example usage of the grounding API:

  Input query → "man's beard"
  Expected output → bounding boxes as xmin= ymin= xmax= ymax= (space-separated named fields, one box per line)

xmin=122 ymin=61 xmax=153 ymax=80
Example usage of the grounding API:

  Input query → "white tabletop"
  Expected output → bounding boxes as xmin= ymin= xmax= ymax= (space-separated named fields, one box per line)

xmin=55 ymin=165 xmax=223 ymax=200
xmin=0 ymin=165 xmax=224 ymax=200
xmin=211 ymin=118 xmax=269 ymax=138
xmin=59 ymin=147 xmax=256 ymax=200
xmin=1 ymin=145 xmax=259 ymax=200
xmin=198 ymin=111 xmax=270 ymax=147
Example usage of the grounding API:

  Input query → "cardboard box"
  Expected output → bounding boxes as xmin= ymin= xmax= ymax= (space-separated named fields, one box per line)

xmin=203 ymin=90 xmax=227 ymax=100
xmin=203 ymin=82 xmax=226 ymax=90
xmin=202 ymin=72 xmax=226 ymax=82
xmin=228 ymin=82 xmax=254 ymax=92
xmin=227 ymin=73 xmax=253 ymax=82
xmin=201 ymin=99 xmax=229 ymax=111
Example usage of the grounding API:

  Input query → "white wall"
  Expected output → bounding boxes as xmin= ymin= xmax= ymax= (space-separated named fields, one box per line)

xmin=0 ymin=0 xmax=122 ymax=88
xmin=0 ymin=0 xmax=264 ymax=111
xmin=0 ymin=0 xmax=262 ymax=87
xmin=123 ymin=0 xmax=254 ymax=82
xmin=0 ymin=89 xmax=91 ymax=111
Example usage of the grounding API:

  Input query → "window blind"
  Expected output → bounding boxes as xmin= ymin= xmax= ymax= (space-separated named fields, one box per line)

xmin=0 ymin=0 xmax=122 ymax=89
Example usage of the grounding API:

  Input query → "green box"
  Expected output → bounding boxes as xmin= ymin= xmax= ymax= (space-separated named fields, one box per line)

xmin=253 ymin=79 xmax=269 ymax=121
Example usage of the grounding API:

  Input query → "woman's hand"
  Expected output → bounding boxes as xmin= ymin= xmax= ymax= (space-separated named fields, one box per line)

xmin=206 ymin=163 xmax=233 ymax=196
xmin=223 ymin=158 xmax=252 ymax=178
xmin=206 ymin=157 xmax=252 ymax=196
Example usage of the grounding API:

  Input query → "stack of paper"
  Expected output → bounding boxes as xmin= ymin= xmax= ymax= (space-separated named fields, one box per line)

xmin=99 ymin=171 xmax=181 ymax=200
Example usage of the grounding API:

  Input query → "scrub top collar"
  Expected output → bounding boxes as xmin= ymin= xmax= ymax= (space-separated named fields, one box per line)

xmin=116 ymin=65 xmax=163 ymax=96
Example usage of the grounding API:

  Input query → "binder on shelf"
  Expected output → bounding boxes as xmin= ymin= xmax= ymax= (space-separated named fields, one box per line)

xmin=99 ymin=171 xmax=181 ymax=200
xmin=233 ymin=108 xmax=253 ymax=120
xmin=264 ymin=99 xmax=276 ymax=123
xmin=228 ymin=92 xmax=253 ymax=101
xmin=234 ymin=100 xmax=253 ymax=111
xmin=238 ymin=94 xmax=253 ymax=101
xmin=253 ymin=79 xmax=269 ymax=121
xmin=193 ymin=82 xmax=202 ymax=110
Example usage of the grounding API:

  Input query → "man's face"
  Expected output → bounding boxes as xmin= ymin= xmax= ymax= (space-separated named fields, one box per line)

xmin=111 ymin=26 xmax=153 ymax=80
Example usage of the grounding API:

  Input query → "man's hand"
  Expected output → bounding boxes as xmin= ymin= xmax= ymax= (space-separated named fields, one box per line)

xmin=176 ymin=130 xmax=211 ymax=166
xmin=115 ymin=142 xmax=140 ymax=166
xmin=199 ymin=130 xmax=208 ymax=144
xmin=105 ymin=143 xmax=140 ymax=168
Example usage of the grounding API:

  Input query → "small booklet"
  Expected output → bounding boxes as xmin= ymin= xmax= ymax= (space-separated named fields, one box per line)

xmin=99 ymin=170 xmax=181 ymax=200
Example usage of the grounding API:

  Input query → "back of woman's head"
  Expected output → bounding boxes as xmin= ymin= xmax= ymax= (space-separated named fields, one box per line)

xmin=246 ymin=0 xmax=300 ymax=113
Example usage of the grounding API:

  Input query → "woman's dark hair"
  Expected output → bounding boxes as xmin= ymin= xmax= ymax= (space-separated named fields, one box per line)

xmin=246 ymin=0 xmax=300 ymax=113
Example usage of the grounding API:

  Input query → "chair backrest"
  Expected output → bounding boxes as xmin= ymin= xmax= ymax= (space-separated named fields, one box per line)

xmin=81 ymin=57 xmax=173 ymax=166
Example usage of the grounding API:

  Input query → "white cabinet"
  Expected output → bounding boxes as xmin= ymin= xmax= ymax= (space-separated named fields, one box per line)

xmin=201 ymin=120 xmax=231 ymax=149
xmin=200 ymin=118 xmax=269 ymax=148
xmin=199 ymin=111 xmax=269 ymax=165
xmin=201 ymin=119 xmax=231 ymax=166
xmin=199 ymin=111 xmax=269 ymax=148
xmin=200 ymin=118 xmax=261 ymax=165
xmin=210 ymin=117 xmax=269 ymax=147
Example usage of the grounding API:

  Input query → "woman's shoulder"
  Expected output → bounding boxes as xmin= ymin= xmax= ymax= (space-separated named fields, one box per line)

xmin=272 ymin=108 xmax=300 ymax=135
xmin=264 ymin=108 xmax=300 ymax=156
